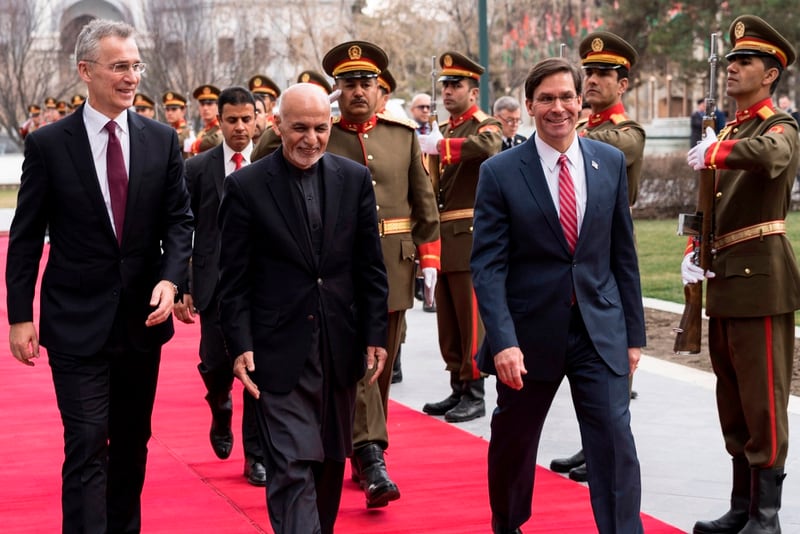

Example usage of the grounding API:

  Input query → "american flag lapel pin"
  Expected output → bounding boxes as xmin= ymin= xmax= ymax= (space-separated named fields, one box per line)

xmin=591 ymin=160 xmax=599 ymax=170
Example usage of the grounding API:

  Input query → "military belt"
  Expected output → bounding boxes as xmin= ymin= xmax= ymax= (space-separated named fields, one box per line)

xmin=439 ymin=208 xmax=474 ymax=223
xmin=713 ymin=220 xmax=786 ymax=251
xmin=378 ymin=217 xmax=412 ymax=237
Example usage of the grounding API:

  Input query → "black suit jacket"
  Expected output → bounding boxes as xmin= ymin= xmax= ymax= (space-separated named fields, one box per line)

xmin=218 ymin=149 xmax=388 ymax=394
xmin=6 ymin=106 xmax=194 ymax=355
xmin=184 ymin=144 xmax=226 ymax=312
xmin=501 ymin=133 xmax=527 ymax=151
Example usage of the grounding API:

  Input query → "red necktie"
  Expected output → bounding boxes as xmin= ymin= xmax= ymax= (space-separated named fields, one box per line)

xmin=104 ymin=121 xmax=128 ymax=245
xmin=558 ymin=153 xmax=578 ymax=253
xmin=232 ymin=152 xmax=244 ymax=170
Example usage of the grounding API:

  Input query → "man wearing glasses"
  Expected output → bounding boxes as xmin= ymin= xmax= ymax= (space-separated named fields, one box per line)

xmin=493 ymin=96 xmax=526 ymax=151
xmin=190 ymin=84 xmax=223 ymax=156
xmin=409 ymin=93 xmax=432 ymax=135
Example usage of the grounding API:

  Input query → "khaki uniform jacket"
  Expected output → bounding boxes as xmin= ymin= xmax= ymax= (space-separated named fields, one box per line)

xmin=703 ymin=99 xmax=800 ymax=317
xmin=438 ymin=106 xmax=502 ymax=272
xmin=578 ymin=102 xmax=645 ymax=207
xmin=192 ymin=120 xmax=223 ymax=155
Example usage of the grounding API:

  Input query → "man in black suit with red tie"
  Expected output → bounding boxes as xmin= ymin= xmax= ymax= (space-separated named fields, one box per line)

xmin=471 ymin=57 xmax=645 ymax=534
xmin=6 ymin=19 xmax=193 ymax=534
xmin=217 ymin=83 xmax=389 ymax=534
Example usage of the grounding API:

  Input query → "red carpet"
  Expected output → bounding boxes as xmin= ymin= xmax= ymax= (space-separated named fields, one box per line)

xmin=0 ymin=236 xmax=684 ymax=533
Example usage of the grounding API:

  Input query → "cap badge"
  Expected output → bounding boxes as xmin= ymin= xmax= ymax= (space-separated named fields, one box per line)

xmin=348 ymin=45 xmax=362 ymax=60
xmin=443 ymin=54 xmax=453 ymax=67
xmin=301 ymin=73 xmax=310 ymax=82
xmin=734 ymin=21 xmax=745 ymax=40
xmin=254 ymin=78 xmax=263 ymax=87
xmin=166 ymin=92 xmax=173 ymax=100
xmin=591 ymin=38 xmax=604 ymax=52
xmin=202 ymin=87 xmax=211 ymax=95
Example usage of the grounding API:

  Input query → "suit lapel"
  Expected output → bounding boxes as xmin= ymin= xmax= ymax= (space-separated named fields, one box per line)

xmin=63 ymin=109 xmax=117 ymax=245
xmin=518 ymin=138 xmax=571 ymax=253
xmin=577 ymin=138 xmax=602 ymax=253
xmin=126 ymin=110 xmax=148 ymax=247
xmin=211 ymin=145 xmax=225 ymax=198
xmin=319 ymin=154 xmax=343 ymax=269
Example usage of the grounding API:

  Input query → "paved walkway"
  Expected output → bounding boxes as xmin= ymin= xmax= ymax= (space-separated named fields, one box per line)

xmin=1 ymin=202 xmax=797 ymax=532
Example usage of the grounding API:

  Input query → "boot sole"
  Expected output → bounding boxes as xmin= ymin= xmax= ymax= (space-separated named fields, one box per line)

xmin=366 ymin=487 xmax=401 ymax=508
xmin=444 ymin=409 xmax=486 ymax=423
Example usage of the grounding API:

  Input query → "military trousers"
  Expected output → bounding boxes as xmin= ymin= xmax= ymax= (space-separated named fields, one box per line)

xmin=435 ymin=270 xmax=484 ymax=381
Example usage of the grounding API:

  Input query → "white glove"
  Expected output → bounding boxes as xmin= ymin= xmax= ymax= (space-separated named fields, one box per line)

xmin=418 ymin=122 xmax=443 ymax=155
xmin=687 ymin=126 xmax=716 ymax=170
xmin=681 ymin=253 xmax=716 ymax=285
xmin=328 ymin=89 xmax=342 ymax=104
xmin=422 ymin=267 xmax=437 ymax=307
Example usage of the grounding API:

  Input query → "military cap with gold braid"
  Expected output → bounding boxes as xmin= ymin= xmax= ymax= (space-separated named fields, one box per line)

xmin=27 ymin=104 xmax=41 ymax=114
xmin=133 ymin=93 xmax=155 ymax=109
xmin=162 ymin=91 xmax=187 ymax=107
xmin=377 ymin=68 xmax=396 ymax=94
xmin=248 ymin=74 xmax=281 ymax=100
xmin=44 ymin=97 xmax=57 ymax=109
xmin=726 ymin=15 xmax=796 ymax=69
xmin=579 ymin=31 xmax=638 ymax=70
xmin=70 ymin=94 xmax=85 ymax=108
xmin=322 ymin=41 xmax=388 ymax=79
xmin=438 ymin=51 xmax=484 ymax=82
xmin=56 ymin=101 xmax=68 ymax=113
xmin=297 ymin=70 xmax=333 ymax=94
xmin=192 ymin=84 xmax=221 ymax=101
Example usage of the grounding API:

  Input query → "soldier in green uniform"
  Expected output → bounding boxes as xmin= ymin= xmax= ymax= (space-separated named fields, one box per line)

xmin=162 ymin=91 xmax=191 ymax=157
xmin=683 ymin=15 xmax=799 ymax=533
xmin=248 ymin=74 xmax=280 ymax=130
xmin=190 ymin=84 xmax=223 ymax=156
xmin=550 ymin=30 xmax=646 ymax=484
xmin=418 ymin=51 xmax=502 ymax=423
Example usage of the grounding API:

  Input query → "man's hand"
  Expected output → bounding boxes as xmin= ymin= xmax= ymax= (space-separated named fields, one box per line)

xmin=681 ymin=253 xmax=715 ymax=285
xmin=173 ymin=294 xmax=196 ymax=324
xmin=233 ymin=351 xmax=260 ymax=399
xmin=629 ymin=347 xmax=641 ymax=375
xmin=418 ymin=122 xmax=443 ymax=155
xmin=366 ymin=346 xmax=388 ymax=385
xmin=687 ymin=126 xmax=716 ymax=170
xmin=9 ymin=322 xmax=40 ymax=366
xmin=422 ymin=267 xmax=437 ymax=308
xmin=494 ymin=346 xmax=527 ymax=390
xmin=145 ymin=280 xmax=177 ymax=327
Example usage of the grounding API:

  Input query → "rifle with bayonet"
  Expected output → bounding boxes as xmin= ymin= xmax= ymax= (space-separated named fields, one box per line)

xmin=428 ymin=56 xmax=441 ymax=199
xmin=673 ymin=33 xmax=719 ymax=354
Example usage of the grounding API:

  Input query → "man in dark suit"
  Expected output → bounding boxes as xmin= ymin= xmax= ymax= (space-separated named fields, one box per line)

xmin=173 ymin=86 xmax=265 ymax=485
xmin=217 ymin=83 xmax=389 ymax=534
xmin=493 ymin=95 xmax=526 ymax=150
xmin=470 ymin=57 xmax=645 ymax=534
xmin=6 ymin=19 xmax=193 ymax=534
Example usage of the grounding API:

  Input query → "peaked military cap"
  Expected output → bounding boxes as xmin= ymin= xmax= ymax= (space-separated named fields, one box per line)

xmin=248 ymin=74 xmax=281 ymax=100
xmin=377 ymin=68 xmax=397 ymax=94
xmin=192 ymin=84 xmax=221 ymax=101
xmin=297 ymin=70 xmax=333 ymax=94
xmin=322 ymin=41 xmax=388 ymax=79
xmin=579 ymin=31 xmax=638 ymax=70
xmin=44 ymin=97 xmax=57 ymax=109
xmin=726 ymin=15 xmax=796 ymax=69
xmin=438 ymin=51 xmax=484 ymax=82
xmin=28 ymin=104 xmax=41 ymax=114
xmin=162 ymin=91 xmax=187 ymax=107
xmin=70 ymin=94 xmax=85 ymax=108
xmin=133 ymin=93 xmax=155 ymax=109
xmin=56 ymin=101 xmax=68 ymax=113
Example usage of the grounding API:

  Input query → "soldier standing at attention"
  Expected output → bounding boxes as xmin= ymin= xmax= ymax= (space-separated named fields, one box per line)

xmin=190 ymin=84 xmax=223 ymax=156
xmin=248 ymin=74 xmax=281 ymax=131
xmin=319 ymin=41 xmax=440 ymax=509
xmin=133 ymin=93 xmax=156 ymax=119
xmin=683 ymin=15 xmax=799 ymax=534
xmin=162 ymin=91 xmax=191 ymax=156
xmin=550 ymin=30 xmax=646 ymax=484
xmin=418 ymin=51 xmax=502 ymax=423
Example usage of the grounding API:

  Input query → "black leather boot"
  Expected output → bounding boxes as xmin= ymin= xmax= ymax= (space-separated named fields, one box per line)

xmin=693 ymin=457 xmax=750 ymax=533
xmin=445 ymin=378 xmax=485 ymax=422
xmin=391 ymin=347 xmax=403 ymax=384
xmin=550 ymin=449 xmax=585 ymax=473
xmin=352 ymin=442 xmax=400 ymax=508
xmin=414 ymin=276 xmax=424 ymax=301
xmin=422 ymin=372 xmax=462 ymax=415
xmin=739 ymin=467 xmax=785 ymax=533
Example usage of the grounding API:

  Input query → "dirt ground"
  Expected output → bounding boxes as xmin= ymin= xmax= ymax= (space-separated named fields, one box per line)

xmin=644 ymin=308 xmax=800 ymax=397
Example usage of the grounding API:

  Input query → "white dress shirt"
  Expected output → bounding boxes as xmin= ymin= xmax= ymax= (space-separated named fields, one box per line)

xmin=534 ymin=133 xmax=587 ymax=236
xmin=222 ymin=141 xmax=253 ymax=177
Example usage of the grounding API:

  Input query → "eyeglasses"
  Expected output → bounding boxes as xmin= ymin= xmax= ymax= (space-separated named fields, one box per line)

xmin=414 ymin=105 xmax=431 ymax=110
xmin=83 ymin=60 xmax=147 ymax=75
xmin=499 ymin=117 xmax=522 ymax=126
xmin=533 ymin=94 xmax=578 ymax=107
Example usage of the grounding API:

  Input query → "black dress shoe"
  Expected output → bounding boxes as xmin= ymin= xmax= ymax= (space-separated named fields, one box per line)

xmin=207 ymin=392 xmax=233 ymax=460
xmin=630 ymin=389 xmax=639 ymax=400
xmin=550 ymin=449 xmax=584 ymax=473
xmin=492 ymin=518 xmax=523 ymax=533
xmin=569 ymin=463 xmax=588 ymax=482
xmin=414 ymin=277 xmax=424 ymax=301
xmin=244 ymin=456 xmax=267 ymax=486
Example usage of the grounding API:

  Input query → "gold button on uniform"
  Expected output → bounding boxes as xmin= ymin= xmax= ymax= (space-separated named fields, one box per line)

xmin=716 ymin=192 xmax=723 ymax=198
xmin=744 ymin=268 xmax=751 ymax=275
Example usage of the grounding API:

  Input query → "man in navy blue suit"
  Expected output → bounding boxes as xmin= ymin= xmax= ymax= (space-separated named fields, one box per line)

xmin=471 ymin=57 xmax=645 ymax=534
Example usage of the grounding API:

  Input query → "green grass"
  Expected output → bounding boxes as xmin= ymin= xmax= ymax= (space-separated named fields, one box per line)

xmin=635 ymin=212 xmax=800 ymax=324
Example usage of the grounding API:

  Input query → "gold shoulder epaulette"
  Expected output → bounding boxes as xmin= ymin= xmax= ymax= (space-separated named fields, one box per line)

xmin=610 ymin=112 xmax=630 ymax=124
xmin=377 ymin=112 xmax=417 ymax=130
xmin=757 ymin=106 xmax=776 ymax=120
xmin=473 ymin=109 xmax=490 ymax=122
xmin=576 ymin=117 xmax=589 ymax=130
xmin=332 ymin=116 xmax=343 ymax=124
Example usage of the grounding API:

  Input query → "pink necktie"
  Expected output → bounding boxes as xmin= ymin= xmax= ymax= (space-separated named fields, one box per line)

xmin=104 ymin=121 xmax=128 ymax=245
xmin=232 ymin=152 xmax=243 ymax=170
xmin=558 ymin=153 xmax=577 ymax=253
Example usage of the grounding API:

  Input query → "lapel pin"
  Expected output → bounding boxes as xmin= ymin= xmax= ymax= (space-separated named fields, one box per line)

xmin=591 ymin=160 xmax=599 ymax=169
